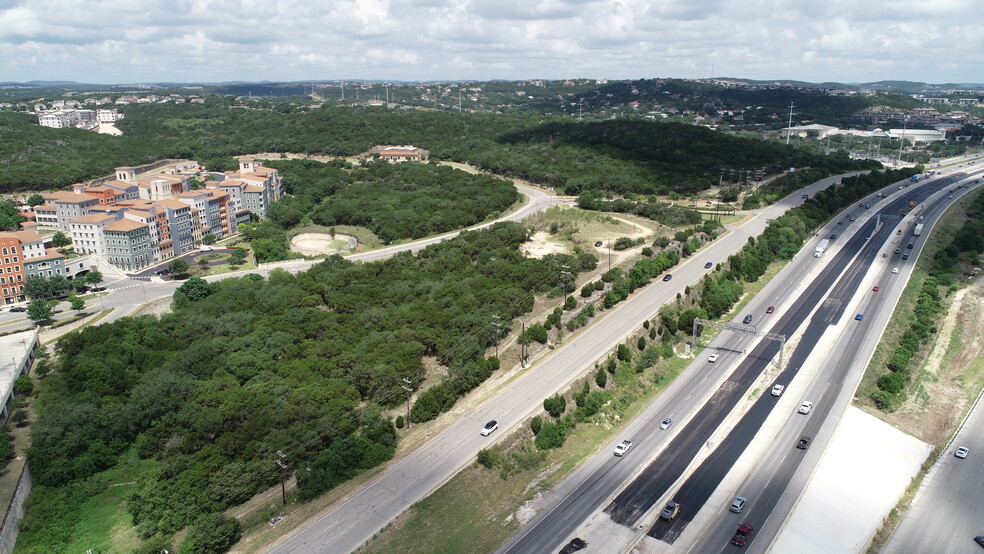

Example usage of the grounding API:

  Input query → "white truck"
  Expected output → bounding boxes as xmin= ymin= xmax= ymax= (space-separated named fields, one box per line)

xmin=814 ymin=239 xmax=829 ymax=258
xmin=913 ymin=223 xmax=924 ymax=237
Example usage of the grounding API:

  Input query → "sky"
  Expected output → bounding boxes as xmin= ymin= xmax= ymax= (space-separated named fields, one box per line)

xmin=0 ymin=0 xmax=981 ymax=85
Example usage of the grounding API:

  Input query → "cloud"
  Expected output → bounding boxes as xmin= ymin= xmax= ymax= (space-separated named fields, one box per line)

xmin=0 ymin=0 xmax=979 ymax=83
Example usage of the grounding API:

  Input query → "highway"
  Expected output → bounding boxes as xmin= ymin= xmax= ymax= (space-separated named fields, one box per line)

xmin=883 ymin=391 xmax=984 ymax=554
xmin=500 ymin=167 xmax=981 ymax=553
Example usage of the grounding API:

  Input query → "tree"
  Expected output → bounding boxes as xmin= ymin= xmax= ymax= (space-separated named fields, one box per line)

xmin=83 ymin=270 xmax=104 ymax=288
xmin=228 ymin=247 xmax=248 ymax=266
xmin=26 ymin=299 xmax=53 ymax=323
xmin=181 ymin=513 xmax=242 ymax=554
xmin=199 ymin=257 xmax=210 ymax=272
xmin=27 ymin=194 xmax=45 ymax=207
xmin=595 ymin=367 xmax=608 ymax=388
xmin=176 ymin=277 xmax=216 ymax=302
xmin=168 ymin=258 xmax=190 ymax=277
xmin=13 ymin=376 xmax=34 ymax=396
xmin=543 ymin=394 xmax=567 ymax=418
xmin=202 ymin=234 xmax=217 ymax=245
xmin=10 ymin=410 xmax=28 ymax=428
xmin=50 ymin=231 xmax=71 ymax=247
xmin=25 ymin=275 xmax=53 ymax=300
xmin=70 ymin=295 xmax=86 ymax=314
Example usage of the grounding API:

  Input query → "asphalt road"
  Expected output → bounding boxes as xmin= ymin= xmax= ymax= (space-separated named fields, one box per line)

xmin=883 ymin=393 xmax=984 ymax=554
xmin=498 ymin=171 xmax=975 ymax=554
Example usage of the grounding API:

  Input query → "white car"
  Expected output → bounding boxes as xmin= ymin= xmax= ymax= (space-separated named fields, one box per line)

xmin=771 ymin=384 xmax=784 ymax=397
xmin=708 ymin=354 xmax=719 ymax=363
xmin=798 ymin=401 xmax=813 ymax=415
xmin=892 ymin=267 xmax=900 ymax=274
xmin=480 ymin=420 xmax=498 ymax=436
xmin=955 ymin=446 xmax=969 ymax=459
xmin=200 ymin=245 xmax=214 ymax=252
xmin=660 ymin=417 xmax=673 ymax=430
xmin=614 ymin=440 xmax=633 ymax=457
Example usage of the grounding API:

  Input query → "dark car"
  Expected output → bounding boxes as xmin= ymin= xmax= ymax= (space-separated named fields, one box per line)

xmin=830 ymin=234 xmax=837 ymax=240
xmin=155 ymin=269 xmax=171 ymax=276
xmin=973 ymin=535 xmax=984 ymax=548
xmin=662 ymin=274 xmax=672 ymax=282
xmin=855 ymin=313 xmax=863 ymax=321
xmin=560 ymin=537 xmax=588 ymax=553
xmin=797 ymin=436 xmax=811 ymax=450
xmin=742 ymin=315 xmax=752 ymax=324
xmin=704 ymin=262 xmax=713 ymax=269
xmin=9 ymin=306 xmax=26 ymax=312
xmin=594 ymin=241 xmax=603 ymax=247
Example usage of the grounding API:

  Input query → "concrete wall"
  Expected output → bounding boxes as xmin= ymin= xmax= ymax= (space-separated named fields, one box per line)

xmin=0 ymin=465 xmax=31 ymax=554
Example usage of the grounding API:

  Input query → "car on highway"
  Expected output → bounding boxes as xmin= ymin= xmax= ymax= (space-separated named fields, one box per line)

xmin=771 ymin=384 xmax=784 ymax=397
xmin=614 ymin=440 xmax=633 ymax=457
xmin=974 ymin=535 xmax=984 ymax=548
xmin=849 ymin=216 xmax=856 ymax=221
xmin=918 ymin=215 xmax=924 ymax=221
xmin=893 ymin=267 xmax=900 ymax=274
xmin=766 ymin=306 xmax=775 ymax=314
xmin=955 ymin=446 xmax=969 ymax=459
xmin=662 ymin=274 xmax=672 ymax=281
xmin=704 ymin=262 xmax=714 ymax=269
xmin=830 ymin=233 xmax=837 ymax=239
xmin=742 ymin=315 xmax=753 ymax=324
xmin=902 ymin=253 xmax=910 ymax=260
xmin=480 ymin=420 xmax=498 ymax=436
xmin=797 ymin=436 xmax=812 ymax=450
xmin=8 ymin=306 xmax=26 ymax=312
xmin=729 ymin=496 xmax=747 ymax=513
xmin=660 ymin=501 xmax=680 ymax=521
xmin=660 ymin=417 xmax=673 ymax=430
xmin=708 ymin=354 xmax=719 ymax=363
xmin=802 ymin=194 xmax=809 ymax=199
xmin=855 ymin=313 xmax=863 ymax=321
xmin=894 ymin=248 xmax=902 ymax=254
xmin=873 ymin=286 xmax=880 ymax=292
xmin=798 ymin=401 xmax=813 ymax=414
xmin=731 ymin=523 xmax=753 ymax=546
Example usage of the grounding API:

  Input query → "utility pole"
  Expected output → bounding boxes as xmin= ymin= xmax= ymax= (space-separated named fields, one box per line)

xmin=276 ymin=450 xmax=287 ymax=506
xmin=897 ymin=115 xmax=909 ymax=165
xmin=520 ymin=320 xmax=526 ymax=367
xmin=491 ymin=315 xmax=502 ymax=358
xmin=401 ymin=378 xmax=413 ymax=428
xmin=561 ymin=265 xmax=571 ymax=305
xmin=785 ymin=102 xmax=794 ymax=145
xmin=608 ymin=239 xmax=612 ymax=271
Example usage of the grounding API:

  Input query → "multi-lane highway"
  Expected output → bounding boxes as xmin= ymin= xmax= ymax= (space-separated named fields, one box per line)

xmin=500 ymin=166 xmax=982 ymax=554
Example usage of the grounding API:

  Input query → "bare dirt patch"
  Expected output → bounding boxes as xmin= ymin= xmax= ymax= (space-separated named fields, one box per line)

xmin=873 ymin=280 xmax=984 ymax=444
xmin=289 ymin=232 xmax=356 ymax=256
xmin=521 ymin=231 xmax=570 ymax=258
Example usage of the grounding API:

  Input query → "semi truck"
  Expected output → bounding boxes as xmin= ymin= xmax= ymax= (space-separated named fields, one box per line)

xmin=814 ymin=239 xmax=829 ymax=258
xmin=914 ymin=223 xmax=924 ymax=237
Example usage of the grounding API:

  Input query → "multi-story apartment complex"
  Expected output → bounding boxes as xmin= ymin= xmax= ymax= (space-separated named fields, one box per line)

xmin=30 ymin=159 xmax=282 ymax=274
xmin=0 ymin=230 xmax=70 ymax=306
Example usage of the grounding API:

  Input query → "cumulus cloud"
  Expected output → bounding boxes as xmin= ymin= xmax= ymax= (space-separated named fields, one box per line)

xmin=0 ymin=0 xmax=979 ymax=83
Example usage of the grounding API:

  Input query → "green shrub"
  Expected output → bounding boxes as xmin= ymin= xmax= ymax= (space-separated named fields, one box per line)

xmin=543 ymin=394 xmax=567 ymax=418
xmin=180 ymin=513 xmax=242 ymax=554
xmin=530 ymin=415 xmax=543 ymax=435
xmin=595 ymin=367 xmax=608 ymax=388
xmin=535 ymin=421 xmax=567 ymax=450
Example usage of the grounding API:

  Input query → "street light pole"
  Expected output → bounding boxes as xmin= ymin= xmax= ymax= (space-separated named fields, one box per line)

xmin=897 ymin=115 xmax=909 ymax=165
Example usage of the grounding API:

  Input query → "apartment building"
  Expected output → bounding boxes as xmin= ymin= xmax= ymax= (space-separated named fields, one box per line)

xmin=35 ymin=161 xmax=282 ymax=273
xmin=0 ymin=230 xmax=72 ymax=306
xmin=104 ymin=219 xmax=153 ymax=272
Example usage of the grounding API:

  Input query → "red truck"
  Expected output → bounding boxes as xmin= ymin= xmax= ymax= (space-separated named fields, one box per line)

xmin=731 ymin=523 xmax=754 ymax=547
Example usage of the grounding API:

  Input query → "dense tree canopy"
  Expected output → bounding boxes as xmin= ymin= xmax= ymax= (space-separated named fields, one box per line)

xmin=25 ymin=222 xmax=594 ymax=541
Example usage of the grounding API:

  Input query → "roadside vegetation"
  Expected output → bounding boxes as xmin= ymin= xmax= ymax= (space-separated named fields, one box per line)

xmin=860 ymin=188 xmax=984 ymax=416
